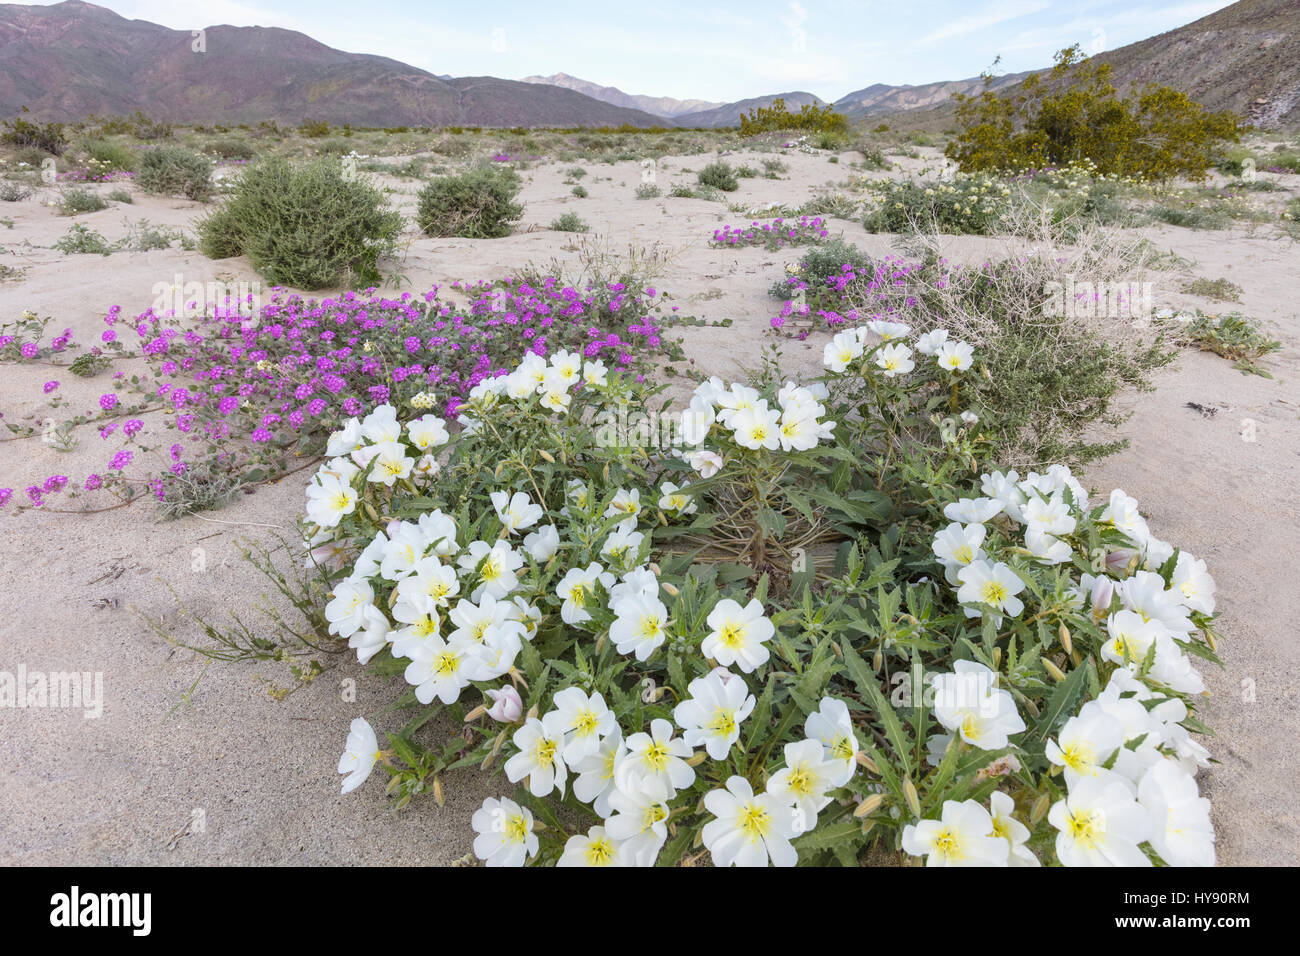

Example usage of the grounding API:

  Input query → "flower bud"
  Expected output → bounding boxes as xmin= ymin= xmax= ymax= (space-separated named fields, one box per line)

xmin=1043 ymin=659 xmax=1067 ymax=683
xmin=485 ymin=686 xmax=523 ymax=723
xmin=854 ymin=793 xmax=885 ymax=818
xmin=1089 ymin=575 xmax=1114 ymax=618
xmin=1058 ymin=623 xmax=1073 ymax=657
xmin=903 ymin=779 xmax=921 ymax=818
xmin=1030 ymin=792 xmax=1051 ymax=824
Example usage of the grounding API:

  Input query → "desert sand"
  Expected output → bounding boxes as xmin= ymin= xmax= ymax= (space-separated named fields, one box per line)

xmin=1 ymin=146 xmax=1297 ymax=864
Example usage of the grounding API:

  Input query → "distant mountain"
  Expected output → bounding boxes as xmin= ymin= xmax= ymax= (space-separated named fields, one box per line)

xmin=0 ymin=1 xmax=669 ymax=127
xmin=833 ymin=72 xmax=1032 ymax=121
xmin=674 ymin=92 xmax=825 ymax=129
xmin=520 ymin=73 xmax=723 ymax=119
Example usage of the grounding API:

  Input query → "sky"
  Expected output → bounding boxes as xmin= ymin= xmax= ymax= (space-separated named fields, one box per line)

xmin=20 ymin=0 xmax=1239 ymax=102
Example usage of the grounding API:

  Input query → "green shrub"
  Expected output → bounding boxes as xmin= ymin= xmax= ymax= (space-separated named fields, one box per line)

xmin=57 ymin=188 xmax=108 ymax=215
xmin=863 ymin=178 xmax=1002 ymax=235
xmin=137 ymin=145 xmax=214 ymax=201
xmin=634 ymin=182 xmax=661 ymax=199
xmin=0 ymin=182 xmax=32 ymax=202
xmin=761 ymin=157 xmax=788 ymax=178
xmin=697 ymin=161 xmax=739 ymax=192
xmin=1 ymin=113 xmax=67 ymax=155
xmin=1184 ymin=277 xmax=1242 ymax=302
xmin=566 ymin=166 xmax=587 ymax=179
xmin=738 ymin=97 xmax=848 ymax=136
xmin=81 ymin=138 xmax=136 ymax=171
xmin=416 ymin=166 xmax=523 ymax=238
xmin=198 ymin=155 xmax=402 ymax=288
xmin=571 ymin=184 xmax=588 ymax=198
xmin=106 ymin=188 xmax=133 ymax=204
xmin=769 ymin=238 xmax=872 ymax=305
xmin=1181 ymin=310 xmax=1280 ymax=375
xmin=53 ymin=223 xmax=114 ymax=255
xmin=205 ymin=138 xmax=256 ymax=160
xmin=550 ymin=211 xmax=589 ymax=233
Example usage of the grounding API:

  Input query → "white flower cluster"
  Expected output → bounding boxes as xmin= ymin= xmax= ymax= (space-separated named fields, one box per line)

xmin=822 ymin=321 xmax=975 ymax=378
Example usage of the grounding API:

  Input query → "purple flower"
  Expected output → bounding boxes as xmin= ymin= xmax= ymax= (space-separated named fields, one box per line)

xmin=99 ymin=393 xmax=119 ymax=411
xmin=43 ymin=381 xmax=60 ymax=394
xmin=109 ymin=450 xmax=133 ymax=470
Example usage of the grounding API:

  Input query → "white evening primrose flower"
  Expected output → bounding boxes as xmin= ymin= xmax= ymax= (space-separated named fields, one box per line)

xmin=673 ymin=669 xmax=756 ymax=760
xmin=1099 ymin=488 xmax=1150 ymax=542
xmin=1116 ymin=570 xmax=1194 ymax=637
xmin=403 ymin=635 xmax=491 ymax=705
xmin=658 ymin=481 xmax=697 ymax=516
xmin=805 ymin=696 xmax=859 ymax=786
xmin=551 ymin=687 xmax=616 ymax=764
xmin=600 ymin=523 xmax=645 ymax=570
xmin=686 ymin=448 xmax=724 ymax=478
xmin=1138 ymin=759 xmax=1215 ymax=867
xmin=981 ymin=469 xmax=1026 ymax=521
xmin=617 ymin=718 xmax=696 ymax=796
xmin=767 ymin=738 xmax=842 ymax=824
xmin=1049 ymin=776 xmax=1152 ymax=867
xmin=326 ymin=577 xmax=374 ymax=639
xmin=349 ymin=604 xmax=391 ymax=665
xmin=605 ymin=487 xmax=642 ymax=519
xmin=325 ymin=416 xmax=363 ymax=456
xmin=511 ymin=353 xmax=549 ymax=395
xmin=367 ymin=440 xmax=414 ymax=487
xmin=379 ymin=521 xmax=427 ymax=580
xmin=1022 ymin=495 xmax=1076 ymax=536
xmin=730 ymin=401 xmax=783 ymax=450
xmin=932 ymin=521 xmax=987 ymax=584
xmin=549 ymin=348 xmax=583 ymax=385
xmin=702 ymin=776 xmax=798 ymax=867
xmin=943 ymin=496 xmax=1004 ymax=524
xmin=338 ymin=718 xmax=380 ymax=794
xmin=935 ymin=340 xmax=974 ymax=372
xmin=1045 ymin=701 xmax=1126 ymax=787
xmin=931 ymin=661 xmax=1025 ymax=750
xmin=608 ymin=566 xmax=660 ymax=605
xmin=573 ymin=730 xmax=625 ymax=818
xmin=472 ymin=797 xmax=538 ymax=867
xmin=1024 ymin=527 xmax=1074 ymax=564
xmin=988 ymin=791 xmax=1039 ymax=866
xmin=822 ymin=330 xmax=863 ymax=373
xmin=778 ymin=410 xmax=826 ymax=451
xmin=490 ymin=490 xmax=543 ymax=535
xmin=867 ymin=319 xmax=910 ymax=341
xmin=604 ymin=776 xmax=671 ymax=866
xmin=956 ymin=560 xmax=1026 ymax=620
xmin=539 ymin=386 xmax=571 ymax=413
xmin=702 ymin=598 xmax=774 ymax=673
xmin=582 ymin=359 xmax=609 ymax=387
xmin=457 ymin=540 xmax=524 ymax=601
xmin=505 ymin=712 xmax=570 ymax=798
xmin=556 ymin=562 xmax=615 ymax=625
xmin=901 ymin=799 xmax=1009 ymax=867
xmin=875 ymin=343 xmax=914 ymax=377
xmin=715 ymin=384 xmax=761 ymax=428
xmin=360 ymin=404 xmax=401 ymax=444
xmin=389 ymin=591 xmax=442 ymax=660
xmin=406 ymin=414 xmax=449 ymax=452
xmin=522 ymin=523 xmax=560 ymax=561
xmin=610 ymin=592 xmax=669 ymax=661
xmin=558 ymin=825 xmax=622 ymax=867
xmin=1102 ymin=609 xmax=1164 ymax=668
xmin=398 ymin=556 xmax=460 ymax=610
xmin=1171 ymin=553 xmax=1216 ymax=615
xmin=305 ymin=473 xmax=357 ymax=529
xmin=915 ymin=328 xmax=949 ymax=355
xmin=416 ymin=509 xmax=459 ymax=556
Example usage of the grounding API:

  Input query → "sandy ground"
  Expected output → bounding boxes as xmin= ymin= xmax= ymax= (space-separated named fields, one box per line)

xmin=1 ymin=146 xmax=1296 ymax=864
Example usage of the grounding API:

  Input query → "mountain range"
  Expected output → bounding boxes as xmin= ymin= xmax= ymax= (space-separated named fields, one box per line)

xmin=2 ymin=0 xmax=1297 ymax=130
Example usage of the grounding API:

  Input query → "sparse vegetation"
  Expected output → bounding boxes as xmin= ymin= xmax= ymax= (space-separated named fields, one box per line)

xmin=137 ymin=145 xmax=214 ymax=201
xmin=416 ymin=165 xmax=523 ymax=238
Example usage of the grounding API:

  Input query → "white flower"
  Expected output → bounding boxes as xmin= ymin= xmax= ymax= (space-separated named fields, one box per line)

xmin=702 ymin=598 xmax=774 ymax=673
xmin=930 ymin=661 xmax=1025 ymax=750
xmin=416 ymin=509 xmax=459 ymax=556
xmin=1116 ymin=570 xmax=1194 ymax=637
xmin=485 ymin=685 xmax=523 ymax=723
xmin=366 ymin=440 xmax=414 ymax=486
xmin=673 ymin=669 xmax=756 ymax=760
xmin=490 ymin=490 xmax=543 ymax=535
xmin=777 ymin=410 xmax=828 ymax=451
xmin=305 ymin=473 xmax=357 ymax=529
xmin=915 ymin=328 xmax=949 ymax=355
xmin=932 ymin=521 xmax=987 ymax=584
xmin=558 ymin=825 xmax=622 ymax=867
xmin=522 ymin=524 xmax=560 ymax=561
xmin=325 ymin=416 xmax=363 ymax=456
xmin=1138 ymin=760 xmax=1215 ymax=867
xmin=702 ymin=776 xmax=798 ymax=867
xmin=608 ymin=567 xmax=660 ymax=605
xmin=988 ymin=791 xmax=1039 ymax=866
xmin=805 ymin=697 xmax=859 ymax=786
xmin=471 ymin=797 xmax=538 ymax=867
xmin=403 ymin=635 xmax=490 ymax=705
xmin=551 ymin=687 xmax=616 ymax=763
xmin=1046 ymin=701 xmax=1126 ymax=787
xmin=338 ymin=718 xmax=380 ymax=794
xmin=767 ymin=738 xmax=843 ymax=825
xmin=1049 ymin=776 xmax=1152 ymax=867
xmin=935 ymin=340 xmax=974 ymax=371
xmin=617 ymin=718 xmax=695 ymax=797
xmin=549 ymin=348 xmax=583 ymax=385
xmin=1022 ymin=495 xmax=1076 ymax=536
xmin=556 ymin=562 xmax=615 ymax=625
xmin=379 ymin=522 xmax=427 ymax=580
xmin=582 ymin=359 xmax=609 ymax=387
xmin=902 ymin=799 xmax=1010 ymax=866
xmin=504 ymin=712 xmax=570 ymax=797
xmin=325 ymin=577 xmax=374 ymax=639
xmin=539 ymin=386 xmax=572 ymax=413
xmin=397 ymin=556 xmax=460 ymax=610
xmin=605 ymin=487 xmax=642 ymax=519
xmin=822 ymin=330 xmax=863 ymax=373
xmin=457 ymin=540 xmax=523 ymax=601
xmin=350 ymin=604 xmax=392 ymax=665
xmin=1100 ymin=488 xmax=1150 ymax=542
xmin=572 ymin=731 xmax=625 ymax=818
xmin=730 ymin=401 xmax=782 ymax=450
xmin=686 ymin=448 xmax=724 ymax=478
xmin=956 ymin=560 xmax=1026 ymax=620
xmin=1171 ymin=553 xmax=1215 ymax=615
xmin=600 ymin=523 xmax=645 ymax=570
xmin=604 ymin=776 xmax=671 ymax=866
xmin=867 ymin=319 xmax=910 ymax=341
xmin=658 ymin=481 xmax=697 ymax=516
xmin=609 ymin=592 xmax=669 ymax=661
xmin=943 ymin=496 xmax=1004 ymax=523
xmin=875 ymin=343 xmax=914 ymax=377
xmin=406 ymin=414 xmax=449 ymax=452
xmin=1102 ymin=609 xmax=1164 ymax=668
xmin=360 ymin=404 xmax=401 ymax=444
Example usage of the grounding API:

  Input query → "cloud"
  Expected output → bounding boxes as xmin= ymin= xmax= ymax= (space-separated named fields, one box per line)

xmin=920 ymin=0 xmax=1051 ymax=45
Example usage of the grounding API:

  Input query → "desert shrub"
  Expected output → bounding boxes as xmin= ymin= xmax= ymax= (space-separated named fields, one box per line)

xmin=853 ymin=146 xmax=889 ymax=170
xmin=863 ymin=178 xmax=1005 ymax=235
xmin=57 ymin=188 xmax=108 ymax=215
xmin=1147 ymin=204 xmax=1231 ymax=230
xmin=1184 ymin=277 xmax=1241 ymax=302
xmin=1180 ymin=311 xmax=1280 ymax=375
xmin=947 ymin=45 xmax=1242 ymax=181
xmin=53 ymin=223 xmax=114 ymax=255
xmin=667 ymin=184 xmax=695 ymax=198
xmin=735 ymin=163 xmax=759 ymax=178
xmin=739 ymin=97 xmax=849 ymax=136
xmin=567 ymin=166 xmax=587 ymax=179
xmin=137 ymin=145 xmax=214 ymax=201
xmin=550 ymin=212 xmax=589 ymax=233
xmin=81 ymin=138 xmax=135 ymax=171
xmin=0 ymin=182 xmax=32 ymax=202
xmin=761 ymin=157 xmax=788 ymax=178
xmin=1 ymin=113 xmax=67 ymax=155
xmin=417 ymin=166 xmax=523 ymax=239
xmin=634 ymin=183 xmax=660 ymax=199
xmin=198 ymin=155 xmax=402 ymax=288
xmin=571 ymin=185 xmax=588 ymax=198
xmin=800 ymin=192 xmax=860 ymax=219
xmin=768 ymin=238 xmax=872 ymax=305
xmin=119 ymin=219 xmax=186 ymax=252
xmin=299 ymin=119 xmax=331 ymax=138
xmin=206 ymin=138 xmax=257 ymax=160
xmin=697 ymin=161 xmax=739 ymax=192
xmin=105 ymin=187 xmax=132 ymax=204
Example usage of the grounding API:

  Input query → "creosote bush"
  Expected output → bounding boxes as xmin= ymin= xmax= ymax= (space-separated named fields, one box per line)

xmin=697 ymin=161 xmax=739 ymax=192
xmin=198 ymin=154 xmax=402 ymax=289
xmin=137 ymin=145 xmax=214 ymax=201
xmin=417 ymin=165 xmax=524 ymax=239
